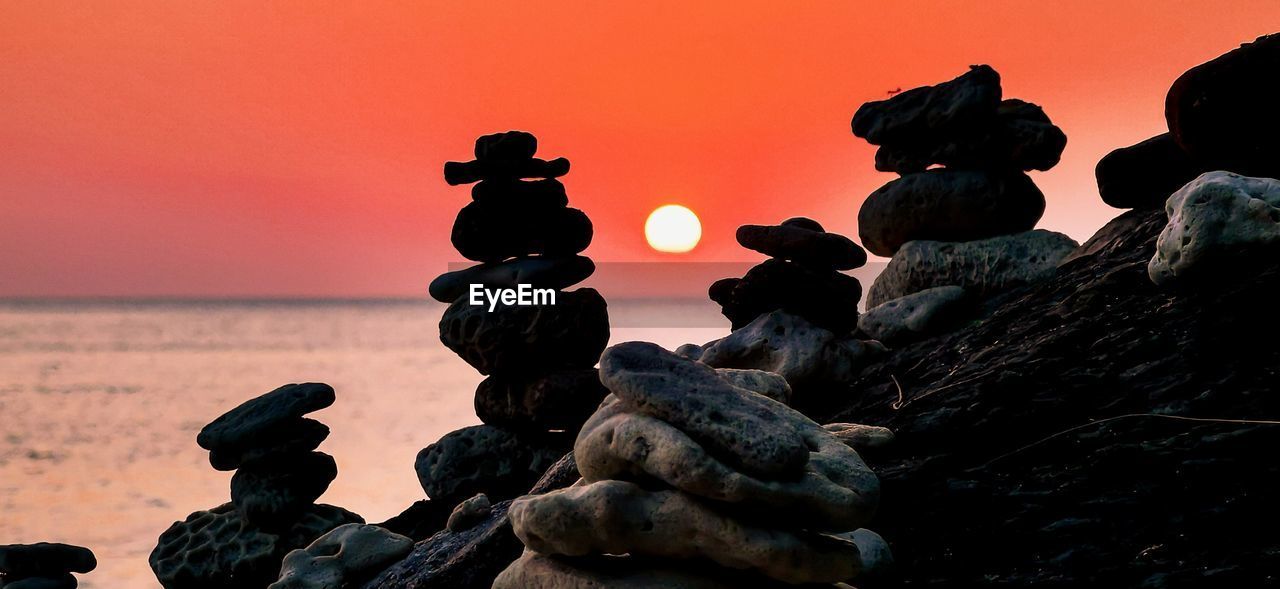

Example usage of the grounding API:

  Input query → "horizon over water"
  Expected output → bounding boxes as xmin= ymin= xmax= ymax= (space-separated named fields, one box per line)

xmin=0 ymin=298 xmax=729 ymax=587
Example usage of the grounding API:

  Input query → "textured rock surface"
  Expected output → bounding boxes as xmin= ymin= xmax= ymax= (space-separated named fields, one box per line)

xmin=874 ymin=99 xmax=1066 ymax=174
xmin=1149 ymin=171 xmax=1280 ymax=286
xmin=866 ymin=229 xmax=1078 ymax=308
xmin=492 ymin=551 xmax=823 ymax=589
xmin=599 ymin=342 xmax=810 ymax=478
xmin=709 ymin=259 xmax=862 ymax=333
xmin=858 ymin=169 xmax=1045 ymax=257
xmin=858 ymin=285 xmax=971 ymax=345
xmin=852 ymin=65 xmax=1002 ymax=146
xmin=474 ymin=369 xmax=608 ymax=432
xmin=0 ymin=544 xmax=96 ymax=577
xmin=270 ymin=524 xmax=414 ymax=589
xmin=197 ymin=383 xmax=335 ymax=452
xmin=428 ymin=256 xmax=595 ymax=303
xmin=735 ymin=221 xmax=867 ymax=270
xmin=1095 ymin=133 xmax=1205 ymax=210
xmin=714 ymin=368 xmax=792 ymax=404
xmin=450 ymin=201 xmax=593 ymax=263
xmin=446 ymin=494 xmax=492 ymax=533
xmin=414 ymin=425 xmax=570 ymax=505
xmin=231 ymin=452 xmax=338 ymax=529
xmin=439 ymin=288 xmax=609 ymax=375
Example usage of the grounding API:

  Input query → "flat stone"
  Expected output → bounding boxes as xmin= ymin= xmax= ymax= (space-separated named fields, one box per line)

xmin=3 ymin=575 xmax=77 ymax=589
xmin=470 ymin=179 xmax=568 ymax=208
xmin=231 ymin=452 xmax=338 ymax=529
xmin=710 ymin=259 xmax=862 ymax=333
xmin=508 ymin=480 xmax=869 ymax=584
xmin=714 ymin=368 xmax=792 ymax=404
xmin=874 ymin=98 xmax=1066 ymax=174
xmin=439 ymin=288 xmax=609 ymax=375
xmin=270 ymin=523 xmax=414 ymax=589
xmin=735 ymin=222 xmax=867 ymax=270
xmin=866 ymin=229 xmax=1079 ymax=308
xmin=451 ymin=201 xmax=592 ymax=263
xmin=598 ymin=341 xmax=810 ymax=479
xmin=858 ymin=285 xmax=972 ymax=344
xmin=857 ymin=169 xmax=1045 ymax=257
xmin=1095 ymin=133 xmax=1206 ymax=210
xmin=1149 ymin=171 xmax=1280 ymax=286
xmin=444 ymin=157 xmax=570 ymax=186
xmin=414 ymin=425 xmax=571 ymax=505
xmin=474 ymin=131 xmax=537 ymax=161
xmin=852 ymin=65 xmax=1002 ymax=146
xmin=429 ymin=255 xmax=594 ymax=303
xmin=493 ymin=551 xmax=822 ymax=589
xmin=197 ymin=383 xmax=335 ymax=452
xmin=446 ymin=494 xmax=493 ymax=533
xmin=208 ymin=417 xmax=330 ymax=472
xmin=0 ymin=544 xmax=95 ymax=577
xmin=474 ymin=369 xmax=609 ymax=432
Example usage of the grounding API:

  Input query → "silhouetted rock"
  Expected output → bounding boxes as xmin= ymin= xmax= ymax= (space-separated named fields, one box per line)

xmin=710 ymin=259 xmax=862 ymax=333
xmin=1149 ymin=171 xmax=1280 ymax=286
xmin=450 ymin=201 xmax=592 ymax=263
xmin=852 ymin=65 xmax=1002 ymax=146
xmin=474 ymin=131 xmax=538 ymax=161
xmin=474 ymin=369 xmax=608 ymax=432
xmin=736 ymin=220 xmax=868 ymax=270
xmin=1095 ymin=133 xmax=1206 ymax=210
xmin=444 ymin=157 xmax=570 ymax=186
xmin=429 ymin=255 xmax=594 ymax=303
xmin=470 ymin=179 xmax=568 ymax=208
xmin=208 ymin=418 xmax=330 ymax=472
xmin=874 ymin=98 xmax=1066 ymax=174
xmin=858 ymin=169 xmax=1045 ymax=257
xmin=270 ymin=523 xmax=414 ymax=589
xmin=414 ymin=425 xmax=570 ymax=505
xmin=0 ymin=543 xmax=96 ymax=578
xmin=858 ymin=285 xmax=973 ymax=345
xmin=197 ymin=383 xmax=335 ymax=453
xmin=3 ymin=574 xmax=78 ymax=589
xmin=231 ymin=452 xmax=339 ymax=529
xmin=374 ymin=500 xmax=452 ymax=542
xmin=439 ymin=288 xmax=609 ymax=375
xmin=446 ymin=494 xmax=493 ymax=533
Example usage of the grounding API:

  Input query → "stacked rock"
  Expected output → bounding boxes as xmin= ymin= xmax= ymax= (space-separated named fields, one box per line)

xmin=417 ymin=131 xmax=610 ymax=515
xmin=0 ymin=543 xmax=95 ymax=589
xmin=150 ymin=383 xmax=363 ymax=589
xmin=493 ymin=342 xmax=892 ymax=588
xmin=852 ymin=65 xmax=1078 ymax=309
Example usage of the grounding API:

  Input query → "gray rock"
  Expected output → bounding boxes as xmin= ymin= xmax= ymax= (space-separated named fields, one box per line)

xmin=197 ymin=383 xmax=335 ymax=452
xmin=414 ymin=425 xmax=570 ymax=505
xmin=674 ymin=342 xmax=706 ymax=360
xmin=852 ymin=65 xmax=1002 ymax=146
xmin=3 ymin=575 xmax=77 ymax=589
xmin=874 ymin=99 xmax=1066 ymax=174
xmin=446 ymin=494 xmax=493 ymax=533
xmin=231 ymin=452 xmax=338 ymax=529
xmin=858 ymin=169 xmax=1045 ymax=257
xmin=714 ymin=368 xmax=792 ymax=404
xmin=439 ymin=288 xmax=609 ymax=375
xmin=474 ymin=369 xmax=608 ymax=432
xmin=270 ymin=524 xmax=414 ymax=589
xmin=835 ymin=529 xmax=895 ymax=581
xmin=493 ymin=551 xmax=818 ymax=589
xmin=0 ymin=543 xmax=95 ymax=577
xmin=598 ymin=341 xmax=809 ymax=479
xmin=735 ymin=222 xmax=867 ymax=270
xmin=1149 ymin=171 xmax=1280 ymax=286
xmin=429 ymin=256 xmax=594 ymax=303
xmin=858 ymin=285 xmax=972 ymax=344
xmin=866 ymin=229 xmax=1079 ymax=308
xmin=207 ymin=418 xmax=330 ymax=472
xmin=1095 ymin=133 xmax=1205 ymax=210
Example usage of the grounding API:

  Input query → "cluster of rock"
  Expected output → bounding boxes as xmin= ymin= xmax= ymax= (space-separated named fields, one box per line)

xmin=417 ymin=131 xmax=609 ymax=522
xmin=494 ymin=342 xmax=892 ymax=588
xmin=851 ymin=65 xmax=1078 ymax=339
xmin=150 ymin=383 xmax=363 ymax=589
xmin=0 ymin=543 xmax=95 ymax=589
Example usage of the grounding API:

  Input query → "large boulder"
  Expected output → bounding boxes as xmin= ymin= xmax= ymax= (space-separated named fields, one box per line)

xmin=857 ymin=169 xmax=1046 ymax=257
xmin=857 ymin=285 xmax=972 ymax=345
xmin=438 ymin=288 xmax=609 ymax=375
xmin=874 ymin=99 xmax=1067 ymax=174
xmin=1095 ymin=133 xmax=1206 ymax=210
xmin=414 ymin=425 xmax=570 ymax=505
xmin=866 ymin=229 xmax=1078 ymax=308
xmin=1149 ymin=171 xmax=1280 ymax=286
xmin=852 ymin=65 xmax=1002 ymax=146
xmin=270 ymin=524 xmax=414 ymax=589
xmin=450 ymin=201 xmax=593 ymax=263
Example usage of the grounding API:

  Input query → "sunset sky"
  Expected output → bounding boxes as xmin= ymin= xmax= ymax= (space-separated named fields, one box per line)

xmin=4 ymin=1 xmax=1279 ymax=297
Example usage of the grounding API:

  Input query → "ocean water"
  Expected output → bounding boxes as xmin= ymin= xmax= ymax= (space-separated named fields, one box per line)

xmin=0 ymin=299 xmax=727 ymax=587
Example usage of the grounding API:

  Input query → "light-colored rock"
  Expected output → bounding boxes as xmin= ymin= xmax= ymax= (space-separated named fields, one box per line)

xmin=575 ymin=396 xmax=879 ymax=530
xmin=714 ymin=368 xmax=792 ymax=404
xmin=835 ymin=529 xmax=895 ymax=580
xmin=1148 ymin=171 xmax=1280 ymax=286
xmin=866 ymin=229 xmax=1079 ymax=308
xmin=492 ymin=551 xmax=812 ymax=589
xmin=508 ymin=480 xmax=867 ymax=584
xmin=599 ymin=342 xmax=809 ymax=479
xmin=823 ymin=423 xmax=895 ymax=452
xmin=446 ymin=493 xmax=492 ymax=533
xmin=270 ymin=523 xmax=413 ymax=589
xmin=858 ymin=285 xmax=971 ymax=344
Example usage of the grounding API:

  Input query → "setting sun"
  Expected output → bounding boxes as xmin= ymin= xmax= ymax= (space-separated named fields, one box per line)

xmin=645 ymin=204 xmax=702 ymax=253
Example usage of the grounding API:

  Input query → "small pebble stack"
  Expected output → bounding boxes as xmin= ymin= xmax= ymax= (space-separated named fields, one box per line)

xmin=149 ymin=383 xmax=363 ymax=589
xmin=416 ymin=131 xmax=610 ymax=514
xmin=853 ymin=65 xmax=1078 ymax=308
xmin=0 ymin=543 xmax=95 ymax=589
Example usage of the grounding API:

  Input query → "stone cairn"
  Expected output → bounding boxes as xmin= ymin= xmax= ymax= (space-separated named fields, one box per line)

xmin=852 ymin=65 xmax=1078 ymax=317
xmin=0 ymin=543 xmax=96 ymax=589
xmin=493 ymin=341 xmax=892 ymax=588
xmin=414 ymin=131 xmax=610 ymax=525
xmin=150 ymin=383 xmax=363 ymax=589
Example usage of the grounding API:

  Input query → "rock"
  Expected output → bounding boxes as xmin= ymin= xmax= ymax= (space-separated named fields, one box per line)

xmin=858 ymin=169 xmax=1046 ymax=257
xmin=474 ymin=369 xmax=609 ymax=432
xmin=508 ymin=480 xmax=867 ymax=584
xmin=269 ymin=524 xmax=414 ymax=589
xmin=823 ymin=423 xmax=896 ymax=452
xmin=444 ymin=157 xmax=570 ymax=186
xmin=852 ymin=65 xmax=1002 ymax=146
xmin=208 ymin=418 xmax=330 ymax=472
xmin=1095 ymin=133 xmax=1206 ymax=210
xmin=3 ymin=576 xmax=77 ymax=589
xmin=697 ymin=311 xmax=888 ymax=405
xmin=493 ymin=551 xmax=819 ymax=589
xmin=471 ymin=179 xmax=569 ymax=208
xmin=874 ymin=99 xmax=1067 ymax=174
xmin=835 ymin=529 xmax=895 ymax=580
xmin=451 ymin=201 xmax=592 ymax=263
xmin=446 ymin=494 xmax=493 ymax=533
xmin=231 ymin=452 xmax=338 ymax=529
xmin=866 ymin=229 xmax=1079 ymax=308
xmin=575 ymin=395 xmax=879 ymax=530
xmin=197 ymin=383 xmax=335 ymax=452
xmin=714 ymin=368 xmax=792 ymax=404
xmin=735 ymin=222 xmax=867 ymax=270
xmin=414 ymin=425 xmax=570 ymax=505
xmin=674 ymin=342 xmax=705 ymax=360
xmin=709 ymin=259 xmax=862 ymax=333
xmin=429 ymin=256 xmax=595 ymax=303
xmin=373 ymin=500 xmax=453 ymax=542
xmin=150 ymin=503 xmax=362 ymax=589
xmin=781 ymin=216 xmax=825 ymax=232
xmin=0 ymin=544 xmax=96 ymax=577
xmin=858 ymin=285 xmax=972 ymax=344
xmin=439 ymin=288 xmax=609 ymax=375
xmin=474 ymin=131 xmax=538 ymax=161
xmin=598 ymin=341 xmax=810 ymax=479
xmin=1058 ymin=207 xmax=1171 ymax=267
xmin=1148 ymin=171 xmax=1280 ymax=286
xmin=1166 ymin=33 xmax=1280 ymax=177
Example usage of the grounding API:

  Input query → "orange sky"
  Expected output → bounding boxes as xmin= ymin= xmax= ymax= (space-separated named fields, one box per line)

xmin=3 ymin=1 xmax=1278 ymax=297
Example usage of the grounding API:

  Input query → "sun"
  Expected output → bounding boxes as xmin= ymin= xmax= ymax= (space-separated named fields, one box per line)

xmin=645 ymin=204 xmax=702 ymax=253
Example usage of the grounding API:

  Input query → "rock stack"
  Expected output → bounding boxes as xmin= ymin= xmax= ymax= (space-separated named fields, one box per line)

xmin=150 ymin=383 xmax=363 ymax=589
xmin=417 ymin=131 xmax=610 ymax=516
xmin=493 ymin=342 xmax=892 ymax=588
xmin=0 ymin=543 xmax=96 ymax=589
xmin=852 ymin=65 xmax=1078 ymax=309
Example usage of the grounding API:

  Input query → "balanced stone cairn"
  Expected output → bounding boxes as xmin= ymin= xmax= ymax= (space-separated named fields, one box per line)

xmin=416 ymin=131 xmax=610 ymax=517
xmin=0 ymin=543 xmax=95 ymax=589
xmin=149 ymin=383 xmax=363 ymax=589
xmin=493 ymin=342 xmax=892 ymax=588
xmin=852 ymin=65 xmax=1078 ymax=311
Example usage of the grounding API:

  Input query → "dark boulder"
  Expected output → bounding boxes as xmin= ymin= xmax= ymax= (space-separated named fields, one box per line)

xmin=470 ymin=179 xmax=568 ymax=208
xmin=197 ymin=383 xmax=335 ymax=453
xmin=735 ymin=222 xmax=867 ymax=270
xmin=474 ymin=131 xmax=537 ymax=161
xmin=710 ymin=259 xmax=862 ymax=333
xmin=875 ymin=99 xmax=1067 ymax=174
xmin=414 ymin=426 xmax=571 ymax=505
xmin=230 ymin=451 xmax=338 ymax=529
xmin=450 ymin=201 xmax=592 ymax=263
xmin=0 ymin=543 xmax=96 ymax=577
xmin=439 ymin=288 xmax=609 ymax=375
xmin=443 ymin=157 xmax=570 ymax=186
xmin=852 ymin=65 xmax=1002 ymax=146
xmin=1096 ymin=133 xmax=1206 ymax=210
xmin=207 ymin=417 xmax=329 ymax=472
xmin=474 ymin=369 xmax=609 ymax=432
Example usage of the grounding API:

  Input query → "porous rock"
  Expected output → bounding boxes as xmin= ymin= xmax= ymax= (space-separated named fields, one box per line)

xmin=1149 ymin=171 xmax=1280 ymax=286
xmin=875 ymin=99 xmax=1066 ymax=174
xmin=866 ymin=229 xmax=1078 ymax=308
xmin=735 ymin=222 xmax=867 ymax=270
xmin=197 ymin=383 xmax=335 ymax=452
xmin=269 ymin=523 xmax=413 ymax=589
xmin=1095 ymin=133 xmax=1205 ymax=210
xmin=852 ymin=65 xmax=1002 ymax=145
xmin=208 ymin=418 xmax=330 ymax=472
xmin=714 ymin=368 xmax=792 ymax=404
xmin=858 ymin=285 xmax=972 ymax=344
xmin=446 ymin=494 xmax=493 ymax=533
xmin=858 ymin=169 xmax=1045 ymax=257
xmin=0 ymin=543 xmax=96 ymax=577
xmin=414 ymin=425 xmax=570 ymax=505
xmin=451 ymin=201 xmax=592 ymax=263
xmin=710 ymin=259 xmax=862 ymax=333
xmin=474 ymin=369 xmax=608 ymax=432
xmin=439 ymin=288 xmax=609 ymax=375
xmin=230 ymin=452 xmax=338 ymax=528
xmin=429 ymin=255 xmax=594 ymax=303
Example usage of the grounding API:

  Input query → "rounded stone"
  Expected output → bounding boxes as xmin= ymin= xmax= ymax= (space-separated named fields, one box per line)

xmin=446 ymin=494 xmax=493 ymax=533
xmin=429 ymin=255 xmax=594 ymax=304
xmin=858 ymin=285 xmax=972 ymax=344
xmin=1149 ymin=171 xmax=1280 ymax=286
xmin=208 ymin=417 xmax=330 ymax=472
xmin=1096 ymin=133 xmax=1206 ymax=210
xmin=269 ymin=523 xmax=414 ymax=589
xmin=3 ymin=575 xmax=78 ymax=589
xmin=474 ymin=131 xmax=537 ymax=161
xmin=470 ymin=179 xmax=568 ymax=208
xmin=230 ymin=452 xmax=338 ymax=529
xmin=709 ymin=259 xmax=862 ymax=333
xmin=0 ymin=543 xmax=96 ymax=577
xmin=439 ymin=288 xmax=609 ymax=375
xmin=197 ymin=383 xmax=335 ymax=452
xmin=451 ymin=201 xmax=593 ymax=263
xmin=474 ymin=369 xmax=609 ymax=432
xmin=443 ymin=157 xmax=570 ymax=186
xmin=414 ymin=425 xmax=571 ymax=505
xmin=852 ymin=64 xmax=1002 ymax=146
xmin=735 ymin=223 xmax=867 ymax=270
xmin=874 ymin=98 xmax=1066 ymax=174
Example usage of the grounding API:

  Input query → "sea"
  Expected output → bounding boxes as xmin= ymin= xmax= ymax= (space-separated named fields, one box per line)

xmin=0 ymin=299 xmax=728 ymax=587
